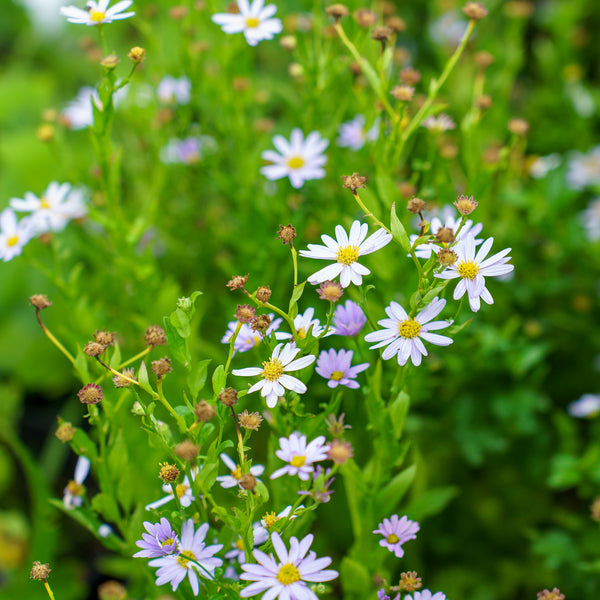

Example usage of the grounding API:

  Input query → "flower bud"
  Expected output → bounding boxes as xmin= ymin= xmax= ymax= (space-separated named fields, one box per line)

xmin=158 ymin=462 xmax=180 ymax=483
xmin=128 ymin=46 xmax=146 ymax=63
xmin=151 ymin=357 xmax=172 ymax=380
xmin=55 ymin=421 xmax=76 ymax=442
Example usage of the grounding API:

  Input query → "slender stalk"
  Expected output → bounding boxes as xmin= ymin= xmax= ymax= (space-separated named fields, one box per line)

xmin=290 ymin=243 xmax=298 ymax=288
xmin=43 ymin=581 xmax=55 ymax=600
xmin=34 ymin=309 xmax=76 ymax=366
xmin=95 ymin=356 xmax=141 ymax=388
xmin=156 ymin=379 xmax=182 ymax=423
xmin=118 ymin=346 xmax=151 ymax=369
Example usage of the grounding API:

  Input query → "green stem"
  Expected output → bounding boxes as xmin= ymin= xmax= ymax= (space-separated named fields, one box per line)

xmin=118 ymin=346 xmax=152 ymax=369
xmin=43 ymin=581 xmax=56 ymax=600
xmin=291 ymin=243 xmax=298 ymax=288
xmin=156 ymin=379 xmax=182 ymax=423
xmin=35 ymin=309 xmax=76 ymax=367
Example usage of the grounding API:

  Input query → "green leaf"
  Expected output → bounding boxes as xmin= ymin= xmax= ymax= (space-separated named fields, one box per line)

xmin=389 ymin=391 xmax=410 ymax=438
xmin=163 ymin=315 xmax=191 ymax=367
xmin=375 ymin=172 xmax=398 ymax=209
xmin=109 ymin=342 xmax=121 ymax=368
xmin=137 ymin=361 xmax=155 ymax=395
xmin=406 ymin=485 xmax=459 ymax=520
xmin=390 ymin=202 xmax=412 ymax=252
xmin=73 ymin=348 xmax=91 ymax=383
xmin=212 ymin=364 xmax=226 ymax=395
xmin=188 ymin=359 xmax=211 ymax=399
xmin=69 ymin=428 xmax=98 ymax=460
xmin=340 ymin=557 xmax=371 ymax=597
xmin=170 ymin=308 xmax=192 ymax=338
xmin=288 ymin=281 xmax=306 ymax=315
xmin=378 ymin=464 xmax=417 ymax=515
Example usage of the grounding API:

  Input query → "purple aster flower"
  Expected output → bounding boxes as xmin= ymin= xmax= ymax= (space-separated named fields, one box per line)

xmin=373 ymin=514 xmax=419 ymax=558
xmin=406 ymin=592 xmax=446 ymax=600
xmin=298 ymin=466 xmax=335 ymax=503
xmin=333 ymin=300 xmax=367 ymax=336
xmin=270 ymin=433 xmax=329 ymax=481
xmin=315 ymin=348 xmax=369 ymax=389
xmin=133 ymin=517 xmax=179 ymax=558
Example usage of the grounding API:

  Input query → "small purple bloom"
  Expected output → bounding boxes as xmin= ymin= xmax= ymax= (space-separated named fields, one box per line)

xmin=373 ymin=514 xmax=419 ymax=558
xmin=298 ymin=466 xmax=335 ymax=503
xmin=333 ymin=300 xmax=367 ymax=336
xmin=406 ymin=592 xmax=446 ymax=600
xmin=315 ymin=348 xmax=369 ymax=389
xmin=133 ymin=517 xmax=179 ymax=558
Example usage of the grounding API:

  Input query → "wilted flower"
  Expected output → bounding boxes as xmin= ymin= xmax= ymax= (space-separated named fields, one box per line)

xmin=373 ymin=514 xmax=419 ymax=558
xmin=271 ymin=432 xmax=329 ymax=480
xmin=315 ymin=349 xmax=369 ymax=388
xmin=60 ymin=0 xmax=135 ymax=26
xmin=336 ymin=115 xmax=379 ymax=151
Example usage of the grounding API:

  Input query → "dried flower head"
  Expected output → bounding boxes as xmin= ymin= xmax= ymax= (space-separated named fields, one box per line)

xmin=325 ymin=4 xmax=349 ymax=21
xmin=235 ymin=304 xmax=256 ymax=323
xmin=169 ymin=5 xmax=188 ymax=19
xmin=226 ymin=273 xmax=249 ymax=290
xmin=476 ymin=94 xmax=493 ymax=110
xmin=219 ymin=387 xmax=238 ymax=407
xmin=30 ymin=294 xmax=52 ymax=310
xmin=144 ymin=325 xmax=167 ymax=347
xmin=94 ymin=329 xmax=115 ymax=347
xmin=55 ymin=421 xmax=76 ymax=442
xmin=83 ymin=341 xmax=105 ymax=357
xmin=100 ymin=54 xmax=120 ymax=69
xmin=256 ymin=286 xmax=272 ymax=303
xmin=195 ymin=400 xmax=216 ymax=422
xmin=371 ymin=26 xmax=392 ymax=45
xmin=239 ymin=409 xmax=263 ymax=431
xmin=400 ymin=66 xmax=421 ymax=85
xmin=113 ymin=367 xmax=135 ymax=388
xmin=536 ymin=589 xmax=565 ymax=600
xmin=158 ymin=462 xmax=180 ymax=484
xmin=251 ymin=313 xmax=272 ymax=332
xmin=391 ymin=85 xmax=415 ymax=101
xmin=30 ymin=561 xmax=51 ymax=580
xmin=277 ymin=224 xmax=297 ymax=245
xmin=454 ymin=194 xmax=479 ymax=215
xmin=354 ymin=8 xmax=377 ymax=27
xmin=407 ymin=198 xmax=426 ymax=214
xmin=463 ymin=1 xmax=489 ymax=19
xmin=77 ymin=383 xmax=103 ymax=405
xmin=475 ymin=50 xmax=495 ymax=68
xmin=97 ymin=580 xmax=127 ymax=600
xmin=435 ymin=227 xmax=456 ymax=244
xmin=437 ymin=248 xmax=458 ymax=267
xmin=392 ymin=571 xmax=422 ymax=593
xmin=128 ymin=46 xmax=145 ymax=63
xmin=341 ymin=173 xmax=367 ymax=193
xmin=386 ymin=16 xmax=406 ymax=32
xmin=328 ymin=439 xmax=354 ymax=464
xmin=151 ymin=357 xmax=172 ymax=379
xmin=174 ymin=440 xmax=200 ymax=462
xmin=239 ymin=472 xmax=257 ymax=491
xmin=325 ymin=413 xmax=351 ymax=436
xmin=591 ymin=497 xmax=600 ymax=521
xmin=317 ymin=280 xmax=344 ymax=302
xmin=508 ymin=117 xmax=530 ymax=136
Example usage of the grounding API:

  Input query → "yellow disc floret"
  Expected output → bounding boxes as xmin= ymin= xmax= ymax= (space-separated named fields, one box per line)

xmin=235 ymin=538 xmax=245 ymax=551
xmin=89 ymin=10 xmax=106 ymax=22
xmin=262 ymin=511 xmax=279 ymax=529
xmin=6 ymin=235 xmax=19 ymax=247
xmin=231 ymin=466 xmax=242 ymax=480
xmin=175 ymin=483 xmax=189 ymax=499
xmin=331 ymin=370 xmax=344 ymax=381
xmin=457 ymin=260 xmax=480 ymax=280
xmin=287 ymin=156 xmax=305 ymax=169
xmin=245 ymin=16 xmax=260 ymax=28
xmin=277 ymin=563 xmax=301 ymax=585
xmin=399 ymin=318 xmax=421 ymax=339
xmin=66 ymin=480 xmax=84 ymax=496
xmin=262 ymin=358 xmax=284 ymax=381
xmin=177 ymin=549 xmax=195 ymax=568
xmin=386 ymin=533 xmax=400 ymax=544
xmin=290 ymin=455 xmax=306 ymax=467
xmin=39 ymin=197 xmax=51 ymax=209
xmin=336 ymin=245 xmax=360 ymax=265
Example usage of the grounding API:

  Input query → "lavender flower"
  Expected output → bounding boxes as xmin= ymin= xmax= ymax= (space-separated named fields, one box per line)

xmin=373 ymin=514 xmax=419 ymax=558
xmin=271 ymin=433 xmax=329 ymax=480
xmin=298 ymin=466 xmax=335 ymax=503
xmin=333 ymin=300 xmax=367 ymax=336
xmin=134 ymin=518 xmax=179 ymax=558
xmin=315 ymin=348 xmax=369 ymax=389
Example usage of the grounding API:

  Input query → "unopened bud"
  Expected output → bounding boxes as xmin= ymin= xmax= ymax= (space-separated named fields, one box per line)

xmin=144 ymin=325 xmax=167 ymax=347
xmin=175 ymin=440 xmax=200 ymax=462
xmin=280 ymin=35 xmax=297 ymax=51
xmin=508 ymin=118 xmax=530 ymax=136
xmin=239 ymin=473 xmax=257 ymax=491
xmin=128 ymin=46 xmax=146 ymax=63
xmin=391 ymin=85 xmax=414 ymax=101
xmin=463 ymin=2 xmax=489 ymax=20
xmin=37 ymin=124 xmax=55 ymax=142
xmin=151 ymin=357 xmax=172 ymax=379
xmin=94 ymin=329 xmax=115 ymax=347
xmin=55 ymin=421 xmax=76 ymax=442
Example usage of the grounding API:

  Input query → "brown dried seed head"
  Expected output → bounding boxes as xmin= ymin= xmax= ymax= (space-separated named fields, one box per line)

xmin=77 ymin=383 xmax=104 ymax=405
xmin=219 ymin=387 xmax=238 ymax=407
xmin=398 ymin=181 xmax=417 ymax=198
xmin=386 ymin=16 xmax=406 ymax=32
xmin=83 ymin=341 xmax=105 ymax=357
xmin=30 ymin=561 xmax=51 ymax=580
xmin=195 ymin=400 xmax=216 ymax=422
xmin=151 ymin=357 xmax=172 ymax=379
xmin=235 ymin=304 xmax=256 ymax=324
xmin=327 ymin=439 xmax=354 ymax=464
xmin=325 ymin=4 xmax=349 ymax=20
xmin=508 ymin=118 xmax=530 ymax=136
xmin=536 ymin=589 xmax=565 ymax=600
xmin=591 ymin=497 xmax=600 ymax=521
xmin=256 ymin=286 xmax=272 ymax=303
xmin=371 ymin=26 xmax=392 ymax=42
xmin=435 ymin=227 xmax=456 ymax=244
xmin=463 ymin=2 xmax=489 ymax=20
xmin=94 ymin=329 xmax=115 ymax=347
xmin=29 ymin=294 xmax=52 ymax=310
xmin=169 ymin=5 xmax=188 ymax=19
xmin=175 ymin=440 xmax=200 ymax=462
xmin=354 ymin=8 xmax=377 ymax=27
xmin=251 ymin=313 xmax=272 ymax=332
xmin=128 ymin=46 xmax=146 ymax=63
xmin=438 ymin=248 xmax=458 ymax=267
xmin=277 ymin=224 xmax=297 ymax=245
xmin=394 ymin=571 xmax=422 ymax=593
xmin=341 ymin=173 xmax=367 ymax=193
xmin=55 ymin=421 xmax=76 ymax=442
xmin=391 ymin=85 xmax=415 ymax=101
xmin=454 ymin=195 xmax=479 ymax=215
xmin=475 ymin=50 xmax=495 ymax=68
xmin=97 ymin=580 xmax=127 ymax=600
xmin=113 ymin=367 xmax=135 ymax=388
xmin=239 ymin=473 xmax=257 ymax=491
xmin=317 ymin=280 xmax=344 ymax=302
xmin=144 ymin=325 xmax=167 ymax=347
xmin=476 ymin=94 xmax=493 ymax=110
xmin=226 ymin=274 xmax=249 ymax=290
xmin=158 ymin=462 xmax=180 ymax=483
xmin=239 ymin=409 xmax=264 ymax=431
xmin=400 ymin=66 xmax=421 ymax=85
xmin=407 ymin=198 xmax=426 ymax=214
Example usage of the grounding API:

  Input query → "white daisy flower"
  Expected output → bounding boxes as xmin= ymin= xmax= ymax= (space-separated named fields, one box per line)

xmin=157 ymin=75 xmax=191 ymax=105
xmin=225 ymin=523 xmax=269 ymax=563
xmin=239 ymin=531 xmax=338 ymax=598
xmin=421 ymin=114 xmax=456 ymax=132
xmin=274 ymin=307 xmax=334 ymax=341
xmin=61 ymin=85 xmax=127 ymax=130
xmin=216 ymin=453 xmax=265 ymax=489
xmin=364 ymin=297 xmax=453 ymax=367
xmin=270 ymin=432 xmax=329 ymax=481
xmin=260 ymin=128 xmax=329 ymax=189
xmin=568 ymin=394 xmax=600 ymax=418
xmin=145 ymin=468 xmax=198 ymax=511
xmin=529 ymin=153 xmax=561 ymax=179
xmin=299 ymin=220 xmax=393 ymax=288
xmin=63 ymin=456 xmax=91 ymax=509
xmin=232 ymin=343 xmax=315 ymax=409
xmin=10 ymin=182 xmax=86 ymax=234
xmin=580 ymin=197 xmax=600 ymax=241
xmin=149 ymin=519 xmax=223 ymax=595
xmin=212 ymin=0 xmax=283 ymax=47
xmin=567 ymin=145 xmax=600 ymax=190
xmin=434 ymin=234 xmax=514 ymax=312
xmin=337 ymin=115 xmax=380 ymax=151
xmin=0 ymin=208 xmax=35 ymax=262
xmin=260 ymin=505 xmax=304 ymax=530
xmin=60 ymin=0 xmax=135 ymax=26
xmin=409 ymin=213 xmax=483 ymax=259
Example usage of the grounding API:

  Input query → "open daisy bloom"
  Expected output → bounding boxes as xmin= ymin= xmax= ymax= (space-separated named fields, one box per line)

xmin=212 ymin=0 xmax=283 ymax=47
xmin=300 ymin=220 xmax=392 ymax=288
xmin=373 ymin=514 xmax=419 ymax=558
xmin=434 ymin=234 xmax=514 ymax=312
xmin=315 ymin=348 xmax=369 ymax=389
xmin=216 ymin=453 xmax=265 ymax=489
xmin=63 ymin=456 xmax=91 ymax=509
xmin=232 ymin=343 xmax=315 ymax=408
xmin=239 ymin=532 xmax=338 ymax=598
xmin=260 ymin=128 xmax=328 ymax=189
xmin=0 ymin=208 xmax=35 ymax=262
xmin=60 ymin=0 xmax=135 ymax=26
xmin=133 ymin=518 xmax=179 ymax=558
xmin=270 ymin=433 xmax=329 ymax=481
xmin=364 ymin=297 xmax=453 ymax=367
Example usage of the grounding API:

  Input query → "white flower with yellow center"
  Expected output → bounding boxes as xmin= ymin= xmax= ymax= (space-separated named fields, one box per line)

xmin=63 ymin=455 xmax=91 ymax=509
xmin=60 ymin=0 xmax=135 ymax=26
xmin=434 ymin=234 xmax=514 ymax=312
xmin=232 ymin=343 xmax=315 ymax=408
xmin=261 ymin=128 xmax=329 ymax=189
xmin=270 ymin=433 xmax=329 ymax=481
xmin=225 ymin=522 xmax=269 ymax=563
xmin=216 ymin=453 xmax=265 ymax=489
xmin=364 ymin=297 xmax=453 ymax=367
xmin=275 ymin=307 xmax=334 ymax=341
xmin=240 ymin=531 xmax=338 ymax=598
xmin=0 ymin=208 xmax=35 ymax=262
xmin=212 ymin=0 xmax=283 ymax=47
xmin=300 ymin=220 xmax=392 ymax=288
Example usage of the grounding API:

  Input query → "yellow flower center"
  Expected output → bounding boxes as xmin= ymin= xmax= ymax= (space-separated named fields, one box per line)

xmin=287 ymin=156 xmax=305 ymax=169
xmin=262 ymin=511 xmax=279 ymax=529
xmin=162 ymin=538 xmax=175 ymax=547
xmin=177 ymin=549 xmax=195 ymax=568
xmin=89 ymin=10 xmax=106 ymax=22
xmin=231 ymin=466 xmax=242 ymax=480
xmin=39 ymin=197 xmax=51 ymax=209
xmin=245 ymin=16 xmax=260 ymax=28
xmin=331 ymin=370 xmax=344 ymax=381
xmin=235 ymin=538 xmax=245 ymax=551
xmin=399 ymin=318 xmax=421 ymax=339
xmin=386 ymin=533 xmax=400 ymax=544
xmin=277 ymin=563 xmax=301 ymax=585
xmin=290 ymin=455 xmax=306 ymax=467
xmin=6 ymin=235 xmax=19 ymax=247
xmin=336 ymin=245 xmax=360 ymax=265
xmin=66 ymin=480 xmax=84 ymax=496
xmin=297 ymin=327 xmax=307 ymax=339
xmin=262 ymin=358 xmax=284 ymax=381
xmin=457 ymin=260 xmax=480 ymax=280
xmin=175 ymin=483 xmax=189 ymax=499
